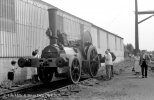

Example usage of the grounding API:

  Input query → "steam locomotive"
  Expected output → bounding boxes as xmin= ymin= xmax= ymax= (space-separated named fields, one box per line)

xmin=17 ymin=9 xmax=101 ymax=84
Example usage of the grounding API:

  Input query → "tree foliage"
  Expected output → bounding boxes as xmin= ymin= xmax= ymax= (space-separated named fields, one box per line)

xmin=125 ymin=43 xmax=134 ymax=53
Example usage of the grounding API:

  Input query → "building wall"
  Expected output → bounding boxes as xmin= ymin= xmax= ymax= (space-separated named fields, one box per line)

xmin=115 ymin=37 xmax=124 ymax=62
xmin=57 ymin=11 xmax=92 ymax=41
xmin=0 ymin=0 xmax=50 ymax=83
xmin=99 ymin=30 xmax=108 ymax=56
xmin=15 ymin=0 xmax=50 ymax=56
xmin=108 ymin=34 xmax=116 ymax=52
xmin=92 ymin=27 xmax=124 ymax=63
xmin=0 ymin=0 xmax=50 ymax=57
xmin=63 ymin=15 xmax=81 ymax=41
xmin=91 ymin=27 xmax=98 ymax=48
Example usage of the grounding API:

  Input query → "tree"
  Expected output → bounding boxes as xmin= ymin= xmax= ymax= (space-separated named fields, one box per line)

xmin=126 ymin=43 xmax=134 ymax=54
xmin=124 ymin=43 xmax=135 ymax=57
xmin=152 ymin=50 xmax=154 ymax=56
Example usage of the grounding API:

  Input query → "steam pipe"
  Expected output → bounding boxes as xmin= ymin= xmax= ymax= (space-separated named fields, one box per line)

xmin=48 ymin=9 xmax=58 ymax=45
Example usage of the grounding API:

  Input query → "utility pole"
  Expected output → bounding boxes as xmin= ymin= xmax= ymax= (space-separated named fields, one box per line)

xmin=135 ymin=0 xmax=154 ymax=54
xmin=135 ymin=0 xmax=139 ymax=54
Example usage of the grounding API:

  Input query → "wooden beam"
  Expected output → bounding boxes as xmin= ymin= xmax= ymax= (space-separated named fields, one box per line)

xmin=138 ymin=14 xmax=154 ymax=24
xmin=135 ymin=0 xmax=139 ymax=54
xmin=138 ymin=11 xmax=154 ymax=14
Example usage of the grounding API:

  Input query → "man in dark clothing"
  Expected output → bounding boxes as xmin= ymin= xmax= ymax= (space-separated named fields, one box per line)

xmin=139 ymin=50 xmax=150 ymax=78
xmin=7 ymin=60 xmax=17 ymax=89
xmin=107 ymin=49 xmax=116 ymax=77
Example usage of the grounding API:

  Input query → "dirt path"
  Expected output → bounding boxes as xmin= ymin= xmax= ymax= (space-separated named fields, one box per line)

xmin=54 ymin=67 xmax=154 ymax=100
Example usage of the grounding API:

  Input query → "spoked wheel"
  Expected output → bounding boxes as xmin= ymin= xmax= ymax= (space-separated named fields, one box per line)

xmin=87 ymin=45 xmax=100 ymax=77
xmin=68 ymin=58 xmax=81 ymax=84
xmin=37 ymin=67 xmax=53 ymax=83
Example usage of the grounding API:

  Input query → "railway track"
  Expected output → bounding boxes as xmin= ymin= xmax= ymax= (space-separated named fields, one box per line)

xmin=0 ymin=82 xmax=43 ymax=96
xmin=0 ymin=77 xmax=90 ymax=100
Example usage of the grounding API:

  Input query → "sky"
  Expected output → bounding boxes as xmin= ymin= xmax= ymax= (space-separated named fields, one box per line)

xmin=43 ymin=0 xmax=154 ymax=51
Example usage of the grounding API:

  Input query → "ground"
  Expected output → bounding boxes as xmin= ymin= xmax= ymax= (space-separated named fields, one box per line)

xmin=52 ymin=66 xmax=154 ymax=100
xmin=1 ymin=59 xmax=154 ymax=100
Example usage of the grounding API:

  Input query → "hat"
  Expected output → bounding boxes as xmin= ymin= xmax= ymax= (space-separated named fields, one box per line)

xmin=32 ymin=49 xmax=38 ymax=56
xmin=107 ymin=49 xmax=110 ymax=52
xmin=105 ymin=50 xmax=109 ymax=53
xmin=11 ymin=60 xmax=16 ymax=65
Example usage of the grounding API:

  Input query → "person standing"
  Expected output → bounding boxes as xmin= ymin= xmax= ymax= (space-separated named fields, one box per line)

xmin=7 ymin=60 xmax=17 ymax=89
xmin=32 ymin=49 xmax=40 ymax=82
xmin=134 ymin=53 xmax=141 ymax=75
xmin=104 ymin=50 xmax=113 ymax=80
xmin=139 ymin=50 xmax=150 ymax=78
xmin=107 ymin=49 xmax=116 ymax=77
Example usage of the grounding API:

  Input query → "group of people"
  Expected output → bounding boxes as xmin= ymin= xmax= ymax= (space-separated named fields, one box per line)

xmin=104 ymin=49 xmax=151 ymax=80
xmin=133 ymin=50 xmax=150 ymax=78
xmin=104 ymin=49 xmax=116 ymax=80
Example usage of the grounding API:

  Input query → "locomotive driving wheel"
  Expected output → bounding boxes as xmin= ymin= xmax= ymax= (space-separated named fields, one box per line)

xmin=68 ymin=58 xmax=81 ymax=84
xmin=87 ymin=45 xmax=100 ymax=77
xmin=37 ymin=67 xmax=54 ymax=83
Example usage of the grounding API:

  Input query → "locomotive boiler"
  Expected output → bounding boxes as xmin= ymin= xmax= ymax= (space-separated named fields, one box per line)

xmin=17 ymin=9 xmax=100 ymax=84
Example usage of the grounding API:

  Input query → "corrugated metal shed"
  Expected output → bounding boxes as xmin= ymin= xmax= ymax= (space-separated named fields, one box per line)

xmin=0 ymin=0 xmax=51 ymax=57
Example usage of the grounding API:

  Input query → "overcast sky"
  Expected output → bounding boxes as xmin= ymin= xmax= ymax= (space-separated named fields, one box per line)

xmin=43 ymin=0 xmax=154 ymax=51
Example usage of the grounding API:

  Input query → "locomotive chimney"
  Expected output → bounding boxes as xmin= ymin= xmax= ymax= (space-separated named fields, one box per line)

xmin=48 ymin=9 xmax=58 ymax=45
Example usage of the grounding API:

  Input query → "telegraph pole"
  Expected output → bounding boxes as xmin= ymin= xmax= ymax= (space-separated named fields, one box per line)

xmin=135 ymin=0 xmax=139 ymax=54
xmin=135 ymin=0 xmax=154 ymax=54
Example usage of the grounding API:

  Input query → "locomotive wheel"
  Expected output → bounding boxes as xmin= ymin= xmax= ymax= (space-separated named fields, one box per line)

xmin=87 ymin=46 xmax=100 ymax=77
xmin=37 ymin=67 xmax=53 ymax=83
xmin=68 ymin=58 xmax=81 ymax=84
